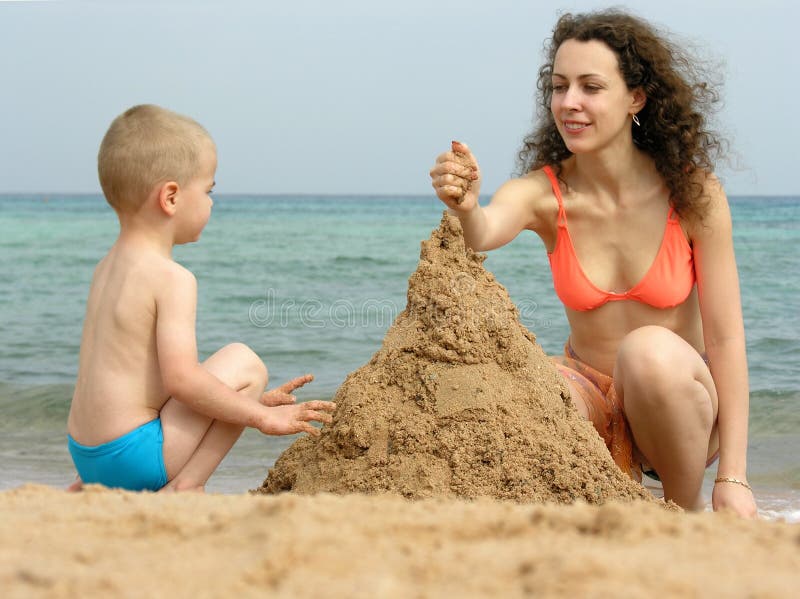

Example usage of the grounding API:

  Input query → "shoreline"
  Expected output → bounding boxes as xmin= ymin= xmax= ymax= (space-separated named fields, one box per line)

xmin=2 ymin=484 xmax=798 ymax=598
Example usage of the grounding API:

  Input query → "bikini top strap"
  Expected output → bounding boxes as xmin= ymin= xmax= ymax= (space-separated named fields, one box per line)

xmin=542 ymin=165 xmax=566 ymax=224
xmin=667 ymin=205 xmax=677 ymax=222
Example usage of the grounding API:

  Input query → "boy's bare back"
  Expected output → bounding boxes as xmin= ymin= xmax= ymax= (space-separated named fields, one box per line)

xmin=69 ymin=244 xmax=191 ymax=445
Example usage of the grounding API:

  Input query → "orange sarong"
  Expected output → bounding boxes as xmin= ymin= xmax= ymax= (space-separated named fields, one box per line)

xmin=550 ymin=343 xmax=636 ymax=479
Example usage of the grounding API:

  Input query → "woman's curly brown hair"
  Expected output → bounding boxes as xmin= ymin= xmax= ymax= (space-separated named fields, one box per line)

xmin=517 ymin=10 xmax=725 ymax=221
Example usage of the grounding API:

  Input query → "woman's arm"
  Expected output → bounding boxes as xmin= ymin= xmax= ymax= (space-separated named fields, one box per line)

xmin=690 ymin=175 xmax=758 ymax=518
xmin=429 ymin=141 xmax=551 ymax=251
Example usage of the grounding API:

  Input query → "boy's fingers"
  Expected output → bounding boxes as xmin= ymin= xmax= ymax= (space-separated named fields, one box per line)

xmin=260 ymin=391 xmax=296 ymax=406
xmin=304 ymin=410 xmax=333 ymax=424
xmin=303 ymin=400 xmax=337 ymax=412
xmin=301 ymin=423 xmax=321 ymax=436
xmin=280 ymin=374 xmax=314 ymax=392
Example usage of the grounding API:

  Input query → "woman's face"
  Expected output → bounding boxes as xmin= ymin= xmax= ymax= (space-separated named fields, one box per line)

xmin=550 ymin=39 xmax=641 ymax=155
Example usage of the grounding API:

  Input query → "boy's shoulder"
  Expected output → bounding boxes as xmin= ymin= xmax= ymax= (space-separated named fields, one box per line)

xmin=154 ymin=257 xmax=198 ymax=295
xmin=96 ymin=245 xmax=198 ymax=301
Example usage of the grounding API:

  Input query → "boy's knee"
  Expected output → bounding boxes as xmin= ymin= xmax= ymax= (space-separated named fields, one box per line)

xmin=223 ymin=342 xmax=268 ymax=389
xmin=254 ymin=359 xmax=268 ymax=389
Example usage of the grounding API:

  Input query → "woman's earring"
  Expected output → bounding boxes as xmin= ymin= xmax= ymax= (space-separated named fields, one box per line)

xmin=632 ymin=114 xmax=641 ymax=127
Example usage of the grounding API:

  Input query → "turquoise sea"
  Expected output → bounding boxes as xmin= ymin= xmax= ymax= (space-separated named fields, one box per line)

xmin=1 ymin=195 xmax=797 ymax=520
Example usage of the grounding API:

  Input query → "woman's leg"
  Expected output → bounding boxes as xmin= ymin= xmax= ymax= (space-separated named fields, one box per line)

xmin=613 ymin=326 xmax=719 ymax=510
xmin=159 ymin=343 xmax=268 ymax=491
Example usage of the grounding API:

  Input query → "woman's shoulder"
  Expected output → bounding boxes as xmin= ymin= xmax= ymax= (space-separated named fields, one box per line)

xmin=683 ymin=170 xmax=732 ymax=239
xmin=490 ymin=168 xmax=560 ymax=235
xmin=495 ymin=167 xmax=559 ymax=208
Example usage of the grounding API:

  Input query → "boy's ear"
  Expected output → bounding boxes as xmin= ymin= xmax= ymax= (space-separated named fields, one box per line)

xmin=157 ymin=182 xmax=180 ymax=216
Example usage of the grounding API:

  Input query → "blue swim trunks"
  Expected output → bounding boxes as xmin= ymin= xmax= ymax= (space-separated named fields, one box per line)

xmin=67 ymin=418 xmax=168 ymax=492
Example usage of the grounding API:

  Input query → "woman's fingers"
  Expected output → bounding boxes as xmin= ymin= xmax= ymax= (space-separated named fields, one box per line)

xmin=431 ymin=141 xmax=481 ymax=210
xmin=451 ymin=140 xmax=479 ymax=171
xmin=430 ymin=157 xmax=476 ymax=180
xmin=431 ymin=173 xmax=469 ymax=192
xmin=438 ymin=184 xmax=465 ymax=199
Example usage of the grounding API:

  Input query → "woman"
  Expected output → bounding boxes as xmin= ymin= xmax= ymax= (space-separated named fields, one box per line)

xmin=430 ymin=10 xmax=757 ymax=518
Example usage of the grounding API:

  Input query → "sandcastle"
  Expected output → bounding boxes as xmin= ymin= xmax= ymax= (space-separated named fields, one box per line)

xmin=257 ymin=214 xmax=650 ymax=504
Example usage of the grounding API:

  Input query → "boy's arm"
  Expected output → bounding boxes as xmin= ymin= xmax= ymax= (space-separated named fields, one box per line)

xmin=155 ymin=265 xmax=266 ymax=428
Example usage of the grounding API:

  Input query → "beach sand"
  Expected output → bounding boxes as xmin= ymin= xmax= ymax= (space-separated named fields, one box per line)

xmin=2 ymin=484 xmax=799 ymax=598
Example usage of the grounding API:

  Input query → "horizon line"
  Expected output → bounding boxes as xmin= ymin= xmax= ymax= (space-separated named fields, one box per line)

xmin=0 ymin=191 xmax=441 ymax=199
xmin=1 ymin=191 xmax=799 ymax=200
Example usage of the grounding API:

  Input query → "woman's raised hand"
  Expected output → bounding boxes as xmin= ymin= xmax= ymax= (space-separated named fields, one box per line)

xmin=429 ymin=141 xmax=481 ymax=212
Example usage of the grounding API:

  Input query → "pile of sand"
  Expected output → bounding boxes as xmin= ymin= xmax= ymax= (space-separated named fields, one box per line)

xmin=258 ymin=214 xmax=649 ymax=504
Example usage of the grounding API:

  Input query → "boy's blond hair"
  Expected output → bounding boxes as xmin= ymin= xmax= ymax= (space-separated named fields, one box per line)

xmin=98 ymin=104 xmax=213 ymax=213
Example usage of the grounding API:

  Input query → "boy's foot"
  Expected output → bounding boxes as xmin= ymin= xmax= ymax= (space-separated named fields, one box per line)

xmin=159 ymin=480 xmax=206 ymax=493
xmin=66 ymin=477 xmax=83 ymax=492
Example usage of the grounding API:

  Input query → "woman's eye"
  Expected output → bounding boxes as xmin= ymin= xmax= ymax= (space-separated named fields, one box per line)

xmin=552 ymin=84 xmax=567 ymax=92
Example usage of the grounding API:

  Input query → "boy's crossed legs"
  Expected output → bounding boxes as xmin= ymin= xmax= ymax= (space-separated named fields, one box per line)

xmin=160 ymin=342 xmax=267 ymax=492
xmin=68 ymin=342 xmax=331 ymax=493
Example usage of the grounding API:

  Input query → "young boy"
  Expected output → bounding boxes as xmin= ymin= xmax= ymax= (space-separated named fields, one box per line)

xmin=67 ymin=104 xmax=335 ymax=492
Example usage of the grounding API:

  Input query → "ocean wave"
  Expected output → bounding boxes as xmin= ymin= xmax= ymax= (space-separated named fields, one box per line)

xmin=756 ymin=490 xmax=800 ymax=523
xmin=331 ymin=255 xmax=397 ymax=266
xmin=0 ymin=382 xmax=72 ymax=430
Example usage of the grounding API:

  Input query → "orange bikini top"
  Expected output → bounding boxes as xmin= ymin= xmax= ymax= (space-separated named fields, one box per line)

xmin=544 ymin=166 xmax=695 ymax=312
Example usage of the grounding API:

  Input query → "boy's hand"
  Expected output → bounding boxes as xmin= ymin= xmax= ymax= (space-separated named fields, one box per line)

xmin=261 ymin=374 xmax=314 ymax=406
xmin=429 ymin=140 xmax=482 ymax=212
xmin=257 ymin=400 xmax=336 ymax=437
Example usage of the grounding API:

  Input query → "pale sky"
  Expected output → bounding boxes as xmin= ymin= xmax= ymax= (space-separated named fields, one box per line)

xmin=1 ymin=0 xmax=797 ymax=196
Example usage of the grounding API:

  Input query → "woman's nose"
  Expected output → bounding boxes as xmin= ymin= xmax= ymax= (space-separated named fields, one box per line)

xmin=562 ymin=86 xmax=581 ymax=109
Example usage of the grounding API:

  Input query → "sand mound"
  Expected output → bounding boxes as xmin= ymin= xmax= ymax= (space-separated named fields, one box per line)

xmin=257 ymin=214 xmax=650 ymax=503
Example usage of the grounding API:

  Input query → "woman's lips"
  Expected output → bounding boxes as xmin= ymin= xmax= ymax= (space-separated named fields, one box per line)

xmin=563 ymin=121 xmax=590 ymax=133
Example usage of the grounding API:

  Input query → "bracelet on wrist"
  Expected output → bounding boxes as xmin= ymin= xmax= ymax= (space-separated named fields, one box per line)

xmin=714 ymin=476 xmax=752 ymax=491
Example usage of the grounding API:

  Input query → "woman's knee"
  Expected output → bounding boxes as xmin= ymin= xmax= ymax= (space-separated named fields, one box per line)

xmin=615 ymin=327 xmax=714 ymax=426
xmin=615 ymin=326 xmax=680 ymax=390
